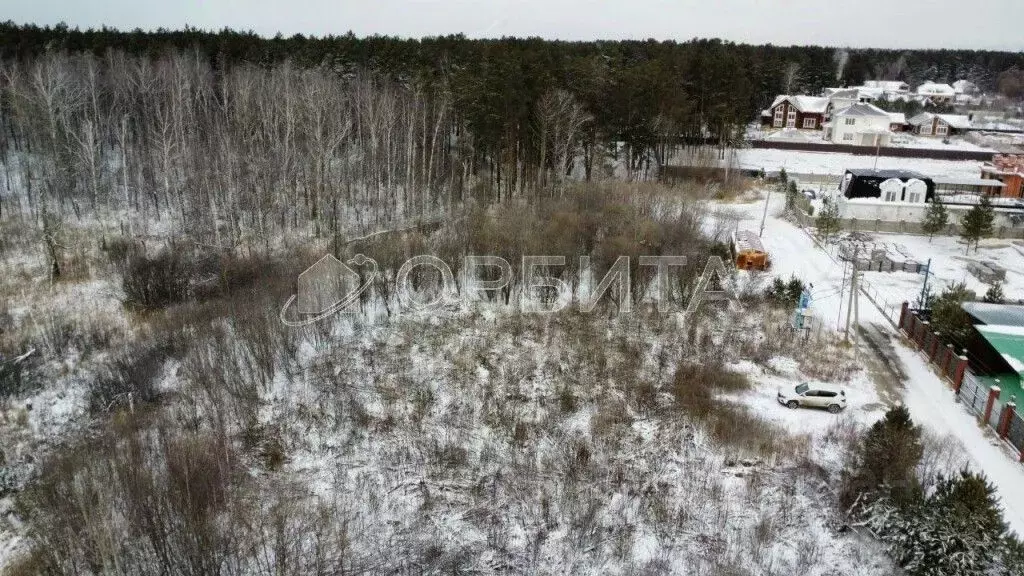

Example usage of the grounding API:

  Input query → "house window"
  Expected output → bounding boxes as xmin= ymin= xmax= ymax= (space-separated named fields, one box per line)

xmin=920 ymin=124 xmax=931 ymax=135
xmin=842 ymin=133 xmax=854 ymax=141
xmin=884 ymin=190 xmax=899 ymax=202
xmin=907 ymin=192 xmax=921 ymax=203
xmin=844 ymin=118 xmax=856 ymax=126
xmin=787 ymin=110 xmax=796 ymax=128
xmin=803 ymin=117 xmax=816 ymax=129
xmin=936 ymin=123 xmax=948 ymax=136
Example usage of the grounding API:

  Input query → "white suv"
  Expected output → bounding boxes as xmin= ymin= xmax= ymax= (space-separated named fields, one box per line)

xmin=777 ymin=382 xmax=847 ymax=413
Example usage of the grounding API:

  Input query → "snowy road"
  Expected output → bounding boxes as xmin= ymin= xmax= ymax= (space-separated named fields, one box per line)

xmin=728 ymin=193 xmax=1024 ymax=537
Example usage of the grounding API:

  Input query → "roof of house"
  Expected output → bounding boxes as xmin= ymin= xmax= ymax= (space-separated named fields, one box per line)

xmin=733 ymin=230 xmax=766 ymax=253
xmin=826 ymin=87 xmax=861 ymax=99
xmin=917 ymin=82 xmax=956 ymax=96
xmin=907 ymin=112 xmax=972 ymax=129
xmin=888 ymin=94 xmax=933 ymax=105
xmin=938 ymin=114 xmax=973 ymax=129
xmin=845 ymin=168 xmax=929 ymax=179
xmin=888 ymin=112 xmax=907 ymax=124
xmin=932 ymin=177 xmax=1005 ymax=188
xmin=833 ymin=103 xmax=891 ymax=118
xmin=975 ymin=324 xmax=1024 ymax=375
xmin=988 ymin=155 xmax=1024 ymax=175
xmin=862 ymin=80 xmax=909 ymax=92
xmin=766 ymin=95 xmax=829 ymax=115
xmin=953 ymin=79 xmax=979 ymax=94
xmin=963 ymin=302 xmax=1024 ymax=327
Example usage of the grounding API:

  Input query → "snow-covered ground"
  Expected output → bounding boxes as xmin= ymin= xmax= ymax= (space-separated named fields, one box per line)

xmin=830 ymin=233 xmax=1024 ymax=311
xmin=732 ymin=148 xmax=986 ymax=180
xmin=889 ymin=134 xmax=994 ymax=152
xmin=722 ymin=191 xmax=1024 ymax=537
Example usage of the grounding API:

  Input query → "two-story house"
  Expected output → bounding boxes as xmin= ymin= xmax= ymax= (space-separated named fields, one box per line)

xmin=825 ymin=103 xmax=894 ymax=146
xmin=760 ymin=95 xmax=829 ymax=130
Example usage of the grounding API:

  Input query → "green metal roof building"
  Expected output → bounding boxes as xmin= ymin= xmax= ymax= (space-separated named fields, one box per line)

xmin=963 ymin=303 xmax=1024 ymax=402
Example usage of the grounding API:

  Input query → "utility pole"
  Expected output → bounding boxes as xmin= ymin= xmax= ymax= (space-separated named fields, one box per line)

xmin=873 ymin=133 xmax=881 ymax=170
xmin=844 ymin=245 xmax=859 ymax=342
xmin=918 ymin=258 xmax=933 ymax=308
xmin=759 ymin=186 xmax=772 ymax=237
xmin=836 ymin=256 xmax=849 ymax=330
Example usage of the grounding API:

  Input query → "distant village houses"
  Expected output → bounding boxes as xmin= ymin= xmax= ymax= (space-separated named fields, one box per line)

xmin=757 ymin=77 xmax=1018 ymax=145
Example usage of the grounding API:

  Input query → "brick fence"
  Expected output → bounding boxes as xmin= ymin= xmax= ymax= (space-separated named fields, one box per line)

xmin=898 ymin=303 xmax=970 ymax=391
xmin=898 ymin=302 xmax=1024 ymax=461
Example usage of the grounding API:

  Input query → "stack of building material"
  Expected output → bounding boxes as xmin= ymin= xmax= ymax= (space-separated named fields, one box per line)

xmin=967 ymin=261 xmax=1007 ymax=283
xmin=987 ymin=261 xmax=1007 ymax=281
xmin=883 ymin=244 xmax=908 ymax=272
xmin=869 ymin=246 xmax=886 ymax=272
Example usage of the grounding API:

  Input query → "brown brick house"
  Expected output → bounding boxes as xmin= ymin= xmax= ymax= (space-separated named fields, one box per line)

xmin=907 ymin=113 xmax=972 ymax=137
xmin=760 ymin=96 xmax=829 ymax=130
xmin=981 ymin=155 xmax=1024 ymax=198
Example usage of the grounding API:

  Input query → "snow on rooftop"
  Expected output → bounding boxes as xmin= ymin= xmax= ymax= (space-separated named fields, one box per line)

xmin=978 ymin=324 xmax=1024 ymax=338
xmin=833 ymin=103 xmax=889 ymax=118
xmin=964 ymin=303 xmax=1024 ymax=327
xmin=917 ymin=81 xmax=956 ymax=96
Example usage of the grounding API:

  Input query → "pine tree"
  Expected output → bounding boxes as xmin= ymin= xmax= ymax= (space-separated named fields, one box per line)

xmin=860 ymin=469 xmax=1009 ymax=576
xmin=930 ymin=282 xmax=975 ymax=347
xmin=815 ymin=200 xmax=842 ymax=243
xmin=979 ymin=195 xmax=996 ymax=247
xmin=922 ymin=200 xmax=949 ymax=241
xmin=985 ymin=280 xmax=1006 ymax=304
xmin=842 ymin=405 xmax=924 ymax=509
xmin=961 ymin=196 xmax=996 ymax=253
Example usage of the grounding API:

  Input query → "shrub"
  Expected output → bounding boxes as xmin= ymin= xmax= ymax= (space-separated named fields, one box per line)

xmin=88 ymin=340 xmax=180 ymax=414
xmin=861 ymin=470 xmax=1007 ymax=576
xmin=671 ymin=363 xmax=791 ymax=457
xmin=122 ymin=249 xmax=193 ymax=310
xmin=841 ymin=405 xmax=923 ymax=509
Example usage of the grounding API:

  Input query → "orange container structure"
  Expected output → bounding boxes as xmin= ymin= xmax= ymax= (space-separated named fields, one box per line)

xmin=733 ymin=230 xmax=771 ymax=270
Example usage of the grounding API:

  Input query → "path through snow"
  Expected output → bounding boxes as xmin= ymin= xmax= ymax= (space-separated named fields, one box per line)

xmin=726 ymin=193 xmax=1024 ymax=537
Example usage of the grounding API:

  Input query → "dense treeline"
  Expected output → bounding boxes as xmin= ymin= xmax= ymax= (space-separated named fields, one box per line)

xmin=2 ymin=21 xmax=1024 ymax=245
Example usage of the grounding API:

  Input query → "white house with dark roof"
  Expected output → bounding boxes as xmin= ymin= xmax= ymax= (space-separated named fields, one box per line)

xmin=826 ymin=103 xmax=895 ymax=146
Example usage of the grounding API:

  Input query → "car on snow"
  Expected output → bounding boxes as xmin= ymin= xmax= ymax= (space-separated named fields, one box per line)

xmin=777 ymin=382 xmax=846 ymax=413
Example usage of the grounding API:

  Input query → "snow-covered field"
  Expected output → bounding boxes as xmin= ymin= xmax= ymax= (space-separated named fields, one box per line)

xmin=5 ymin=182 xmax=1024 ymax=572
xmin=732 ymin=148 xmax=986 ymax=180
xmin=890 ymin=134 xmax=994 ymax=152
xmin=0 ymin=199 xmax=908 ymax=574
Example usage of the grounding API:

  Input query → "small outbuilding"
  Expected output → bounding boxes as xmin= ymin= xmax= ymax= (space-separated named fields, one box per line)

xmin=732 ymin=230 xmax=770 ymax=270
xmin=840 ymin=169 xmax=936 ymax=203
